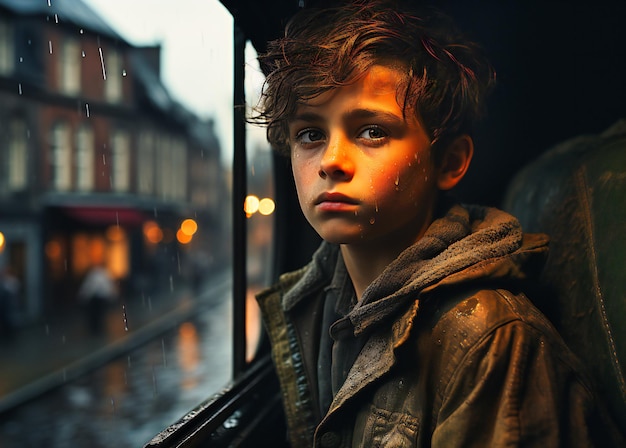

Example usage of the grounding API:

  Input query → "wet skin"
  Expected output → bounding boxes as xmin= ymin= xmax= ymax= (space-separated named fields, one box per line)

xmin=288 ymin=65 xmax=441 ymax=272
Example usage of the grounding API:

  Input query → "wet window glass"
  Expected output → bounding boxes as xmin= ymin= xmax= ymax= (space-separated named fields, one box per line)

xmin=244 ymin=42 xmax=273 ymax=361
xmin=0 ymin=0 xmax=235 ymax=446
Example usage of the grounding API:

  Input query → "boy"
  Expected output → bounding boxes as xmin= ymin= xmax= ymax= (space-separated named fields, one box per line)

xmin=254 ymin=1 xmax=621 ymax=446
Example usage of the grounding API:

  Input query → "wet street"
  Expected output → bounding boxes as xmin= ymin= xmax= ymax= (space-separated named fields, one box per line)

xmin=0 ymin=291 xmax=233 ymax=448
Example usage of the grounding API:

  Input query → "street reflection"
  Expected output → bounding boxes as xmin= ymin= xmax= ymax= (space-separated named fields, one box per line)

xmin=0 ymin=291 xmax=232 ymax=448
xmin=177 ymin=322 xmax=200 ymax=390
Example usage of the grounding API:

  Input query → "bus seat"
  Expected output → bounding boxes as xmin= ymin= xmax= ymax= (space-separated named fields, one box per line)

xmin=503 ymin=119 xmax=626 ymax=431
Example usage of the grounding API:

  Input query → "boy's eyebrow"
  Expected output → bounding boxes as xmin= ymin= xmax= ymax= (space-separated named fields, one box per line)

xmin=290 ymin=108 xmax=404 ymax=124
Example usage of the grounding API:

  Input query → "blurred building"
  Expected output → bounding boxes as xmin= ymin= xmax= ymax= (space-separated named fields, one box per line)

xmin=0 ymin=0 xmax=227 ymax=323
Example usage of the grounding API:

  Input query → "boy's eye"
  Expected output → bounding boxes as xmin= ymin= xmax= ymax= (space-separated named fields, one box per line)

xmin=358 ymin=126 xmax=388 ymax=141
xmin=296 ymin=129 xmax=325 ymax=144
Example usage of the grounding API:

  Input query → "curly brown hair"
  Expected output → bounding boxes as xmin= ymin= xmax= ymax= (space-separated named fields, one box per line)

xmin=254 ymin=0 xmax=495 ymax=157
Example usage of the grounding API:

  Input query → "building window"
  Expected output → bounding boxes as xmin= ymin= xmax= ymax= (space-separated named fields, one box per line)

xmin=172 ymin=138 xmax=188 ymax=200
xmin=50 ymin=122 xmax=72 ymax=191
xmin=0 ymin=19 xmax=14 ymax=76
xmin=111 ymin=130 xmax=130 ymax=192
xmin=156 ymin=134 xmax=173 ymax=200
xmin=59 ymin=38 xmax=80 ymax=95
xmin=6 ymin=119 xmax=28 ymax=192
xmin=104 ymin=48 xmax=123 ymax=103
xmin=75 ymin=125 xmax=94 ymax=192
xmin=138 ymin=131 xmax=155 ymax=195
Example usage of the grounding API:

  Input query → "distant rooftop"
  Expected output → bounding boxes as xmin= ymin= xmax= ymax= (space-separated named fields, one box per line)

xmin=0 ymin=0 xmax=124 ymax=41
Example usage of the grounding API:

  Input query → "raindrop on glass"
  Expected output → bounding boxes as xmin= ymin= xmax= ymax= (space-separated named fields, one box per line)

xmin=48 ymin=40 xmax=53 ymax=54
xmin=99 ymin=47 xmax=107 ymax=80
xmin=85 ymin=103 xmax=90 ymax=118
xmin=122 ymin=303 xmax=129 ymax=331
xmin=18 ymin=83 xmax=22 ymax=95
xmin=122 ymin=69 xmax=127 ymax=77
xmin=369 ymin=217 xmax=376 ymax=224
xmin=19 ymin=56 xmax=23 ymax=63
xmin=81 ymin=50 xmax=86 ymax=58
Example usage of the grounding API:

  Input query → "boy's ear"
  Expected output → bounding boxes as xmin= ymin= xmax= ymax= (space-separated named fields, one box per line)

xmin=436 ymin=135 xmax=474 ymax=191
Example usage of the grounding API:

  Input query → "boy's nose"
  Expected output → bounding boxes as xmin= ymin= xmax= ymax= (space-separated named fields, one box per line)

xmin=318 ymin=133 xmax=354 ymax=181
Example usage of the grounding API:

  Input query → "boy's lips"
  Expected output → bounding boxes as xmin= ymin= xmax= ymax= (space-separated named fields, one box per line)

xmin=314 ymin=192 xmax=359 ymax=211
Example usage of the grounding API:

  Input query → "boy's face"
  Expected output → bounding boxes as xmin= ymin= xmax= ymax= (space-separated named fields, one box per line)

xmin=288 ymin=65 xmax=440 ymax=248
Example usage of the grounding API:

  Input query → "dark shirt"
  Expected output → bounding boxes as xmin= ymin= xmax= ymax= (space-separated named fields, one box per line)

xmin=317 ymin=255 xmax=367 ymax=415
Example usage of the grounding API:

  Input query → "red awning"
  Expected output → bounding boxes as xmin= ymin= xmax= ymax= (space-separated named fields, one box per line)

xmin=63 ymin=206 xmax=147 ymax=226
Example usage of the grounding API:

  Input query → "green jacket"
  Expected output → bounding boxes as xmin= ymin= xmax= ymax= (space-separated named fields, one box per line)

xmin=257 ymin=205 xmax=622 ymax=447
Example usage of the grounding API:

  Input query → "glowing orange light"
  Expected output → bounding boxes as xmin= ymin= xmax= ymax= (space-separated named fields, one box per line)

xmin=106 ymin=225 xmax=126 ymax=242
xmin=244 ymin=195 xmax=260 ymax=216
xmin=0 ymin=232 xmax=5 ymax=253
xmin=180 ymin=218 xmax=198 ymax=236
xmin=177 ymin=229 xmax=192 ymax=244
xmin=143 ymin=221 xmax=163 ymax=244
xmin=258 ymin=198 xmax=276 ymax=216
xmin=45 ymin=240 xmax=62 ymax=259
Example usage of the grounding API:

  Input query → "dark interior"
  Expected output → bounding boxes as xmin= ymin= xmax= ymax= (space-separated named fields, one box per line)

xmin=146 ymin=2 xmax=626 ymax=446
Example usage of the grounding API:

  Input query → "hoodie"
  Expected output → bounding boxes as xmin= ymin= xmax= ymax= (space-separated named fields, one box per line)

xmin=257 ymin=203 xmax=621 ymax=447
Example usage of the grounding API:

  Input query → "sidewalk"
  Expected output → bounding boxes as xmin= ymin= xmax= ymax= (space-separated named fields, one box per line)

xmin=0 ymin=270 xmax=231 ymax=414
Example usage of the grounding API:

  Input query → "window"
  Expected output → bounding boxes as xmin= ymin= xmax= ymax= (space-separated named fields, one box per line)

xmin=0 ymin=1 xmax=239 ymax=446
xmin=0 ymin=19 xmax=14 ymax=76
xmin=111 ymin=130 xmax=130 ymax=192
xmin=137 ymin=131 xmax=155 ymax=195
xmin=7 ymin=119 xmax=28 ymax=192
xmin=75 ymin=125 xmax=95 ymax=192
xmin=59 ymin=38 xmax=81 ymax=95
xmin=104 ymin=47 xmax=123 ymax=103
xmin=50 ymin=122 xmax=72 ymax=191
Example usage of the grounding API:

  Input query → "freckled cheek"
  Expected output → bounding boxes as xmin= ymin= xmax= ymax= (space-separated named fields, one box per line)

xmin=292 ymin=164 xmax=318 ymax=206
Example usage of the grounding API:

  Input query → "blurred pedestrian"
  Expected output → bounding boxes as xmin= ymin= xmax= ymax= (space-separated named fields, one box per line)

xmin=78 ymin=263 xmax=117 ymax=335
